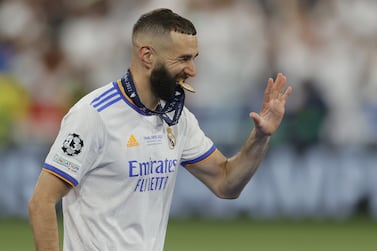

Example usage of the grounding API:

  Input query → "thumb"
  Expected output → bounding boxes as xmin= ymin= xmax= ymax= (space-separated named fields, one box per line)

xmin=249 ymin=112 xmax=261 ymax=126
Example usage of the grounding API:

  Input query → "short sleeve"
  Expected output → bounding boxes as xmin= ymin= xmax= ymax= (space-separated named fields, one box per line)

xmin=180 ymin=108 xmax=217 ymax=167
xmin=43 ymin=102 xmax=105 ymax=187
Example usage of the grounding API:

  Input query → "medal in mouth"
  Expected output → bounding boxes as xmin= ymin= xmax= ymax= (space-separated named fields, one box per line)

xmin=177 ymin=79 xmax=196 ymax=93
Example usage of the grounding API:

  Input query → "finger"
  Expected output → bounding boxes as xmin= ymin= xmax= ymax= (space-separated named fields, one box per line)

xmin=282 ymin=86 xmax=293 ymax=102
xmin=249 ymin=112 xmax=261 ymax=126
xmin=264 ymin=77 xmax=274 ymax=103
xmin=275 ymin=73 xmax=287 ymax=94
xmin=270 ymin=73 xmax=284 ymax=98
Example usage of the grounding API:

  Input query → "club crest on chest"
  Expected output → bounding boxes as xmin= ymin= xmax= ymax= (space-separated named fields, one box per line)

xmin=166 ymin=127 xmax=176 ymax=149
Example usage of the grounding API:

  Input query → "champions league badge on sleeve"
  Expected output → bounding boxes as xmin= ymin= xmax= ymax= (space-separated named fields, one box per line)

xmin=61 ymin=133 xmax=84 ymax=156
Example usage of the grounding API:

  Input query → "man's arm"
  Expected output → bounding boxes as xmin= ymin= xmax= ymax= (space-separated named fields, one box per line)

xmin=29 ymin=171 xmax=72 ymax=251
xmin=186 ymin=73 xmax=292 ymax=199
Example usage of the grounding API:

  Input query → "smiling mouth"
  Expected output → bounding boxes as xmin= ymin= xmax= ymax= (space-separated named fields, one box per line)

xmin=177 ymin=79 xmax=196 ymax=93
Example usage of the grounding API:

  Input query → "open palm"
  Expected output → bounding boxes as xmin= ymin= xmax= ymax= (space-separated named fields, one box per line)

xmin=250 ymin=73 xmax=292 ymax=137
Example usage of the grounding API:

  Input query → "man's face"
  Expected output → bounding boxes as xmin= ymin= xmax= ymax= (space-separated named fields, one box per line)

xmin=149 ymin=32 xmax=199 ymax=100
xmin=150 ymin=61 xmax=177 ymax=101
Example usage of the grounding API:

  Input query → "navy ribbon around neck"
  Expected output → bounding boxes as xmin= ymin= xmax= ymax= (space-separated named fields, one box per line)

xmin=121 ymin=69 xmax=185 ymax=126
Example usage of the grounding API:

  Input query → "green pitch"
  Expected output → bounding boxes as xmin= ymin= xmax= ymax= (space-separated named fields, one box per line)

xmin=165 ymin=217 xmax=377 ymax=251
xmin=1 ymin=217 xmax=376 ymax=251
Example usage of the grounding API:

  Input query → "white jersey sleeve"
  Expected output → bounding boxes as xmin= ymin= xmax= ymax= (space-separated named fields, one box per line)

xmin=43 ymin=101 xmax=105 ymax=187
xmin=179 ymin=108 xmax=217 ymax=167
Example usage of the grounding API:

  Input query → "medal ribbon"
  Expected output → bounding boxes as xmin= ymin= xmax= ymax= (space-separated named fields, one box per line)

xmin=121 ymin=69 xmax=185 ymax=126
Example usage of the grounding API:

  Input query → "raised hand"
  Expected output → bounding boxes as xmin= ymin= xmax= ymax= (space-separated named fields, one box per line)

xmin=250 ymin=73 xmax=292 ymax=137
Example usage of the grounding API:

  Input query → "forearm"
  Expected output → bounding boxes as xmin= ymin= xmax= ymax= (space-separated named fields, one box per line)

xmin=221 ymin=128 xmax=270 ymax=198
xmin=29 ymin=200 xmax=60 ymax=251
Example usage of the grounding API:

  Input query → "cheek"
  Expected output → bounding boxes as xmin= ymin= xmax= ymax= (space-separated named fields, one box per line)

xmin=169 ymin=64 xmax=185 ymax=77
xmin=165 ymin=58 xmax=182 ymax=69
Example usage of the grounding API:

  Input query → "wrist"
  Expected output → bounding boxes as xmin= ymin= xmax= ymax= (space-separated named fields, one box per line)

xmin=252 ymin=128 xmax=270 ymax=142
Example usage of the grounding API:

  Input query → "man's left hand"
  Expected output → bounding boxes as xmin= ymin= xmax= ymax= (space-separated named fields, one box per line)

xmin=250 ymin=73 xmax=292 ymax=137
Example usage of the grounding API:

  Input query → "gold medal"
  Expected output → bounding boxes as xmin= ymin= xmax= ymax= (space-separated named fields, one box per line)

xmin=167 ymin=127 xmax=176 ymax=149
xmin=177 ymin=79 xmax=196 ymax=93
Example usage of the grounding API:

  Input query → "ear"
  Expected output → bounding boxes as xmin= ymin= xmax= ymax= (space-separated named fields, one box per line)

xmin=138 ymin=46 xmax=154 ymax=69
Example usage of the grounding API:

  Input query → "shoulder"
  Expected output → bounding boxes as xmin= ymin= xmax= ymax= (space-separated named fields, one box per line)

xmin=70 ymin=82 xmax=116 ymax=112
xmin=63 ymin=82 xmax=117 ymax=123
xmin=180 ymin=106 xmax=199 ymax=125
xmin=78 ymin=83 xmax=117 ymax=108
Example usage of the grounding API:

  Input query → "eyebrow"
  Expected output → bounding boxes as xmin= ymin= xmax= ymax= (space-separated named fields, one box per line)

xmin=179 ymin=52 xmax=199 ymax=60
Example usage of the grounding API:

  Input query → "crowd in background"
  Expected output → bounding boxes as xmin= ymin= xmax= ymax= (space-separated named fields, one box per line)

xmin=0 ymin=0 xmax=377 ymax=219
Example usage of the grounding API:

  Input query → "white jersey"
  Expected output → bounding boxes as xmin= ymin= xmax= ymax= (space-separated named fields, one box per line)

xmin=43 ymin=80 xmax=216 ymax=251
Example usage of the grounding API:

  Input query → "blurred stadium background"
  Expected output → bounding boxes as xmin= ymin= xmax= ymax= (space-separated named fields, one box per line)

xmin=0 ymin=0 xmax=376 ymax=250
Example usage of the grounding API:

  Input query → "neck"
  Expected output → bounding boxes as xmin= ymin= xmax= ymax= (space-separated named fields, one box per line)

xmin=129 ymin=66 xmax=159 ymax=111
xmin=122 ymin=67 xmax=186 ymax=127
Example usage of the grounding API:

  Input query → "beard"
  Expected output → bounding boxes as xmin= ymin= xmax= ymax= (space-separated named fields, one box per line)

xmin=150 ymin=63 xmax=177 ymax=101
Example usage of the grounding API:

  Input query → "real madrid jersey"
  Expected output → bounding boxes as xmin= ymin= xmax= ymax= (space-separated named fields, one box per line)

xmin=43 ymin=79 xmax=217 ymax=251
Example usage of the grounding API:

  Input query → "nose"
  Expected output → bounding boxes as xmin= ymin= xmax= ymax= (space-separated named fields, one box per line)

xmin=184 ymin=60 xmax=196 ymax=78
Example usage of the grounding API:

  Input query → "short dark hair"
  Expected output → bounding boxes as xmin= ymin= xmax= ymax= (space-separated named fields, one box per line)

xmin=132 ymin=8 xmax=197 ymax=42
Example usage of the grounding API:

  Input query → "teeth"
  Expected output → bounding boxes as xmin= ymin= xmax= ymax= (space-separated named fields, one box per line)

xmin=177 ymin=79 xmax=196 ymax=93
